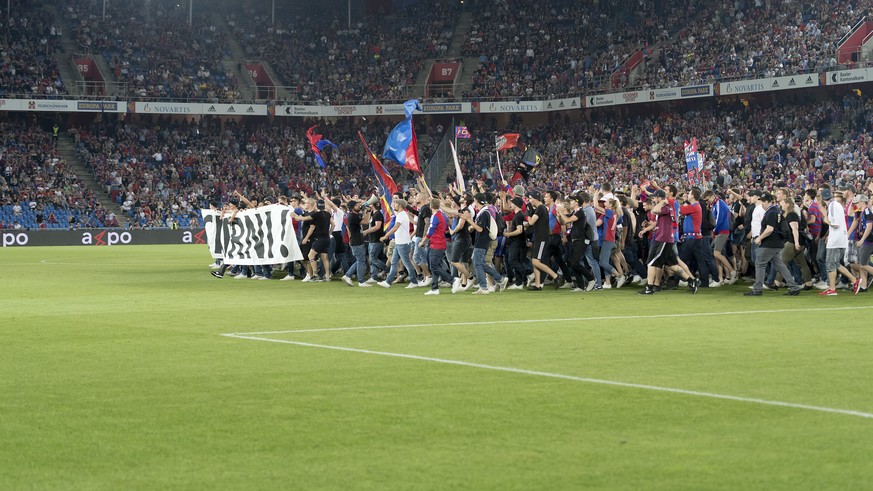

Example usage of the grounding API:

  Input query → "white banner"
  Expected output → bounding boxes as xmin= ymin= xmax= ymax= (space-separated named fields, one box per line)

xmin=200 ymin=205 xmax=303 ymax=265
xmin=541 ymin=97 xmax=581 ymax=111
xmin=134 ymin=102 xmax=199 ymax=114
xmin=586 ymin=85 xmax=713 ymax=108
xmin=478 ymin=100 xmax=544 ymax=113
xmin=825 ymin=68 xmax=872 ymax=85
xmin=203 ymin=103 xmax=268 ymax=116
xmin=719 ymin=74 xmax=818 ymax=95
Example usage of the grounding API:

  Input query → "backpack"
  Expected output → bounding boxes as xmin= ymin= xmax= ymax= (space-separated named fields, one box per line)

xmin=478 ymin=208 xmax=497 ymax=240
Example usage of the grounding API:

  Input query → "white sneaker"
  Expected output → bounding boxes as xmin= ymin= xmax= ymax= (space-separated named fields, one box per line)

xmin=586 ymin=279 xmax=597 ymax=292
xmin=439 ymin=281 xmax=452 ymax=288
xmin=632 ymin=275 xmax=643 ymax=284
xmin=559 ymin=281 xmax=572 ymax=289
xmin=258 ymin=276 xmax=270 ymax=280
xmin=451 ymin=278 xmax=462 ymax=294
xmin=602 ymin=282 xmax=612 ymax=289
xmin=357 ymin=282 xmax=372 ymax=287
xmin=472 ymin=288 xmax=490 ymax=295
xmin=424 ymin=289 xmax=440 ymax=295
xmin=616 ymin=276 xmax=627 ymax=289
xmin=342 ymin=276 xmax=354 ymax=287
xmin=507 ymin=284 xmax=523 ymax=290
xmin=405 ymin=282 xmax=418 ymax=289
xmin=709 ymin=281 xmax=721 ymax=288
xmin=301 ymin=275 xmax=313 ymax=283
xmin=497 ymin=277 xmax=509 ymax=292
xmin=251 ymin=275 xmax=264 ymax=280
xmin=280 ymin=274 xmax=295 ymax=281
xmin=422 ymin=276 xmax=431 ymax=286
xmin=377 ymin=281 xmax=391 ymax=288
xmin=814 ymin=281 xmax=829 ymax=290
xmin=462 ymin=281 xmax=471 ymax=291
xmin=365 ymin=278 xmax=378 ymax=285
xmin=210 ymin=263 xmax=221 ymax=270
xmin=678 ymin=280 xmax=688 ymax=287
xmin=571 ymin=287 xmax=585 ymax=292
xmin=235 ymin=274 xmax=248 ymax=280
xmin=527 ymin=272 xmax=536 ymax=284
xmin=487 ymin=285 xmax=496 ymax=293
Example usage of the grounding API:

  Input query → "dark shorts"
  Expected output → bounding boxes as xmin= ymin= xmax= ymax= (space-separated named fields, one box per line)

xmin=450 ymin=235 xmax=471 ymax=263
xmin=647 ymin=241 xmax=678 ymax=268
xmin=312 ymin=237 xmax=330 ymax=254
xmin=300 ymin=239 xmax=311 ymax=258
xmin=532 ymin=240 xmax=548 ymax=262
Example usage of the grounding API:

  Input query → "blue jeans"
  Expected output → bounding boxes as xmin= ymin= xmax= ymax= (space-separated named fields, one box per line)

xmin=599 ymin=240 xmax=616 ymax=277
xmin=472 ymin=247 xmax=503 ymax=290
xmin=386 ymin=242 xmax=418 ymax=285
xmin=345 ymin=244 xmax=368 ymax=283
xmin=413 ymin=237 xmax=429 ymax=267
xmin=585 ymin=246 xmax=602 ymax=286
xmin=367 ymin=241 xmax=387 ymax=279
xmin=428 ymin=248 xmax=453 ymax=290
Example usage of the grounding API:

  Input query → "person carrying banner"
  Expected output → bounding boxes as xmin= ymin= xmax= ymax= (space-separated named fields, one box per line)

xmin=291 ymin=199 xmax=334 ymax=282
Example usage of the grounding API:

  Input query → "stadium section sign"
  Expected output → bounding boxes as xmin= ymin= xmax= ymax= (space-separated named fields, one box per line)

xmin=719 ymin=74 xmax=818 ymax=95
xmin=824 ymin=68 xmax=872 ymax=85
xmin=201 ymin=205 xmax=303 ymax=265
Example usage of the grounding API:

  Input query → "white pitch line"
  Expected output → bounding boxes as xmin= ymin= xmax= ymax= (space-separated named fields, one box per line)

xmin=221 ymin=333 xmax=873 ymax=420
xmin=230 ymin=305 xmax=873 ymax=336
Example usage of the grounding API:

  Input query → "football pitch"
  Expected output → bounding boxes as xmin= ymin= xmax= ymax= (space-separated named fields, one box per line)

xmin=2 ymin=245 xmax=872 ymax=490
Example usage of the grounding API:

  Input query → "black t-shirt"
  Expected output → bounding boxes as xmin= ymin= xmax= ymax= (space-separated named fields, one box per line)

xmin=415 ymin=205 xmax=432 ymax=239
xmin=311 ymin=210 xmax=331 ymax=238
xmin=367 ymin=210 xmax=384 ymax=242
xmin=761 ymin=207 xmax=785 ymax=248
xmin=570 ymin=209 xmax=589 ymax=241
xmin=785 ymin=211 xmax=800 ymax=244
xmin=454 ymin=207 xmax=472 ymax=241
xmin=348 ymin=211 xmax=363 ymax=247
xmin=509 ymin=212 xmax=526 ymax=246
xmin=622 ymin=207 xmax=635 ymax=246
xmin=863 ymin=208 xmax=873 ymax=244
xmin=530 ymin=204 xmax=550 ymax=242
xmin=473 ymin=210 xmax=492 ymax=249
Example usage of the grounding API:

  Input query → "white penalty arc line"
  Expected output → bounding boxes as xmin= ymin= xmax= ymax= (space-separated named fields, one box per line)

xmin=221 ymin=333 xmax=873 ymax=420
xmin=232 ymin=305 xmax=873 ymax=336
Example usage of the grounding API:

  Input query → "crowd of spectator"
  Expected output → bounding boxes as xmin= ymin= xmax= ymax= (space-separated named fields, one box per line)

xmin=72 ymin=117 xmax=433 ymax=229
xmin=452 ymin=94 xmax=872 ymax=200
xmin=65 ymin=0 xmax=240 ymax=101
xmin=637 ymin=0 xmax=869 ymax=90
xmin=229 ymin=0 xmax=458 ymax=103
xmin=0 ymin=119 xmax=112 ymax=230
xmin=0 ymin=2 xmax=66 ymax=97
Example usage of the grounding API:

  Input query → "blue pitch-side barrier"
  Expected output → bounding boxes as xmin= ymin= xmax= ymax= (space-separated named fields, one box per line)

xmin=1 ymin=229 xmax=206 ymax=247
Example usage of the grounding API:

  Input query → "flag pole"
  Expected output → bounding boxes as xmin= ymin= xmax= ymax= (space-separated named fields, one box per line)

xmin=495 ymin=149 xmax=505 ymax=183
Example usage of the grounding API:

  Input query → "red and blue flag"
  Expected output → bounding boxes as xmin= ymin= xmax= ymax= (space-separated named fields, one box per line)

xmin=359 ymin=131 xmax=398 ymax=229
xmin=306 ymin=125 xmax=338 ymax=168
xmin=382 ymin=99 xmax=422 ymax=173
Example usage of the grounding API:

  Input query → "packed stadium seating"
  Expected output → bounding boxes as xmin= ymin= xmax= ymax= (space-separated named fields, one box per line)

xmin=0 ymin=120 xmax=110 ymax=229
xmin=0 ymin=5 xmax=66 ymax=97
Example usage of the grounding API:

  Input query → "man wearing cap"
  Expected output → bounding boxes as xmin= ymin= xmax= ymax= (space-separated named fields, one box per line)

xmin=821 ymin=188 xmax=862 ymax=295
xmin=525 ymin=191 xmax=564 ymax=290
xmin=638 ymin=190 xmax=698 ymax=295
xmin=744 ymin=192 xmax=801 ymax=296
xmin=854 ymin=194 xmax=873 ymax=291
xmin=465 ymin=193 xmax=509 ymax=294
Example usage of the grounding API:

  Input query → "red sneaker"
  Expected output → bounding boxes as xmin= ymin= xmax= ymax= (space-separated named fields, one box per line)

xmin=818 ymin=289 xmax=838 ymax=296
xmin=853 ymin=278 xmax=862 ymax=295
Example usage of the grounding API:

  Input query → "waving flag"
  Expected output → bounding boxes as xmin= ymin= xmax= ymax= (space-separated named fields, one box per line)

xmin=306 ymin=125 xmax=337 ymax=168
xmin=495 ymin=133 xmax=520 ymax=151
xmin=684 ymin=138 xmax=701 ymax=186
xmin=359 ymin=131 xmax=398 ymax=229
xmin=521 ymin=147 xmax=542 ymax=167
xmin=383 ymin=99 xmax=422 ymax=173
xmin=455 ymin=126 xmax=471 ymax=139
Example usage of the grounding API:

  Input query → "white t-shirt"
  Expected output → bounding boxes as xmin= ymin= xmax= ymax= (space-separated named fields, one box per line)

xmin=826 ymin=200 xmax=848 ymax=249
xmin=751 ymin=203 xmax=765 ymax=237
xmin=331 ymin=208 xmax=345 ymax=233
xmin=394 ymin=210 xmax=412 ymax=245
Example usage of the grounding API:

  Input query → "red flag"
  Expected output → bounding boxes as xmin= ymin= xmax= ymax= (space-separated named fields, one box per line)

xmin=495 ymin=133 xmax=520 ymax=151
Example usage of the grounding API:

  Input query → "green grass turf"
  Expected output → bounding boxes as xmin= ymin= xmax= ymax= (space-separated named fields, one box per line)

xmin=2 ymin=245 xmax=872 ymax=490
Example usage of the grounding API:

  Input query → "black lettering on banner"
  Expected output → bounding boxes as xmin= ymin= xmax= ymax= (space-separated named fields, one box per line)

xmin=241 ymin=216 xmax=258 ymax=259
xmin=278 ymin=210 xmax=290 ymax=257
xmin=229 ymin=219 xmax=247 ymax=259
xmin=264 ymin=210 xmax=276 ymax=260
xmin=252 ymin=213 xmax=266 ymax=259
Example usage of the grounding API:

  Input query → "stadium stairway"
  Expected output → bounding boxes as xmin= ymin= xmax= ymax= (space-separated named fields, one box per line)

xmin=445 ymin=11 xmax=472 ymax=59
xmin=55 ymin=135 xmax=128 ymax=227
xmin=212 ymin=12 xmax=259 ymax=102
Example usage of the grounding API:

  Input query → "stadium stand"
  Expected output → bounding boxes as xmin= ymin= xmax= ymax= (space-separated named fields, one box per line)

xmin=0 ymin=3 xmax=66 ymax=97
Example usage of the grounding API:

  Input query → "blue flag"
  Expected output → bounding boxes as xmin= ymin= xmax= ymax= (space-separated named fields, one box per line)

xmin=383 ymin=99 xmax=422 ymax=173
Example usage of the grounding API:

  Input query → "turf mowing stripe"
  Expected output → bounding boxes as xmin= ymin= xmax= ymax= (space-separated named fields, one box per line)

xmin=221 ymin=333 xmax=873 ymax=420
xmin=231 ymin=305 xmax=873 ymax=335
